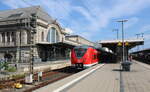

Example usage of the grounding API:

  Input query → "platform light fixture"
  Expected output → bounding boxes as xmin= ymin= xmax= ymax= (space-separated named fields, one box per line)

xmin=117 ymin=20 xmax=128 ymax=63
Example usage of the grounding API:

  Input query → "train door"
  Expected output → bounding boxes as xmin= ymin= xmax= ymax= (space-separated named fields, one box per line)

xmin=92 ymin=49 xmax=98 ymax=64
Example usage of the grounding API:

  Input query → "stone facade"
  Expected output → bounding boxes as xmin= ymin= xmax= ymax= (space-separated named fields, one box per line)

xmin=65 ymin=35 xmax=94 ymax=46
xmin=0 ymin=6 xmax=95 ymax=63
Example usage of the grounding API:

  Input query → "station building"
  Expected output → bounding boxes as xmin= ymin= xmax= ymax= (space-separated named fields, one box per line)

xmin=0 ymin=6 xmax=94 ymax=63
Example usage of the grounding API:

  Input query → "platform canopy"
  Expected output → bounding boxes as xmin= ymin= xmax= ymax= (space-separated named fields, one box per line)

xmin=36 ymin=42 xmax=76 ymax=48
xmin=99 ymin=38 xmax=144 ymax=52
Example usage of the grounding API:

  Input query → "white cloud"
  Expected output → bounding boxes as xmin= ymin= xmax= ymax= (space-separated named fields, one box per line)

xmin=64 ymin=28 xmax=73 ymax=34
xmin=140 ymin=25 xmax=150 ymax=32
xmin=80 ymin=32 xmax=93 ymax=40
xmin=1 ymin=0 xmax=150 ymax=41
xmin=2 ymin=0 xmax=28 ymax=8
xmin=125 ymin=17 xmax=139 ymax=29
xmin=39 ymin=0 xmax=72 ymax=19
xmin=144 ymin=34 xmax=150 ymax=40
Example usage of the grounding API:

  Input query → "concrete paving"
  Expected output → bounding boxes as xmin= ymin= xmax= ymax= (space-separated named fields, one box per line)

xmin=65 ymin=61 xmax=150 ymax=92
xmin=34 ymin=61 xmax=150 ymax=92
xmin=123 ymin=61 xmax=150 ymax=92
xmin=34 ymin=64 xmax=120 ymax=92
xmin=64 ymin=64 xmax=120 ymax=92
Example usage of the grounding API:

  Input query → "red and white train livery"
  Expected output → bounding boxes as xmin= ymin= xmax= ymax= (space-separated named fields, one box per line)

xmin=71 ymin=45 xmax=100 ymax=68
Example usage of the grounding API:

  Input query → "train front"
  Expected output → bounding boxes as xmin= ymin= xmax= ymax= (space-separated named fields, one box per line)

xmin=71 ymin=46 xmax=93 ymax=69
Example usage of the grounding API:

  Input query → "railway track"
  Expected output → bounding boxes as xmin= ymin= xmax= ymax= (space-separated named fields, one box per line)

xmin=0 ymin=66 xmax=82 ymax=92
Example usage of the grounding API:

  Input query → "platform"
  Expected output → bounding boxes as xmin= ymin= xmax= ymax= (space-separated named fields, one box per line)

xmin=0 ymin=60 xmax=71 ymax=80
xmin=34 ymin=60 xmax=150 ymax=92
xmin=123 ymin=60 xmax=150 ymax=92
xmin=19 ymin=59 xmax=71 ymax=72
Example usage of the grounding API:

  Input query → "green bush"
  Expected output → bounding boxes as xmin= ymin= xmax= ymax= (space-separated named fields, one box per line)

xmin=3 ymin=62 xmax=9 ymax=70
xmin=7 ymin=66 xmax=16 ymax=72
xmin=0 ymin=63 xmax=3 ymax=69
xmin=12 ymin=74 xmax=25 ymax=79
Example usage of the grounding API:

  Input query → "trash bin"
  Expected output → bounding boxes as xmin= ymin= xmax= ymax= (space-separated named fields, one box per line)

xmin=121 ymin=61 xmax=132 ymax=71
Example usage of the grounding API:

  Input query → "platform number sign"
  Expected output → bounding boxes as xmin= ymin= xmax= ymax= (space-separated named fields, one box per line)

xmin=117 ymin=42 xmax=122 ymax=46
xmin=117 ymin=41 xmax=129 ymax=46
xmin=125 ymin=41 xmax=129 ymax=46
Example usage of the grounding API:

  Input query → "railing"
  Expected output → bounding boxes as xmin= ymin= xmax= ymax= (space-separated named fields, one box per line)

xmin=0 ymin=42 xmax=15 ymax=47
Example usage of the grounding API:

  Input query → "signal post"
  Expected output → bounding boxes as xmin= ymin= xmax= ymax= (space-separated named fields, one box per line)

xmin=25 ymin=13 xmax=37 ymax=83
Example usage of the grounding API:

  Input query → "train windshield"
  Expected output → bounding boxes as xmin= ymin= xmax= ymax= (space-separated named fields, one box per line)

xmin=74 ymin=48 xmax=87 ymax=58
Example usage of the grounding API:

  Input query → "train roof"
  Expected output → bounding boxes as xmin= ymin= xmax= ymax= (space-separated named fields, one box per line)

xmin=73 ymin=45 xmax=114 ymax=54
xmin=74 ymin=45 xmax=113 ymax=53
xmin=74 ymin=45 xmax=93 ymax=49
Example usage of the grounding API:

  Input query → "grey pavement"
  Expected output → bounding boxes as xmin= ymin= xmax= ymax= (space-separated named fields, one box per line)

xmin=34 ymin=64 xmax=120 ymax=92
xmin=65 ymin=64 xmax=120 ymax=92
xmin=34 ymin=61 xmax=150 ymax=92
xmin=123 ymin=61 xmax=150 ymax=92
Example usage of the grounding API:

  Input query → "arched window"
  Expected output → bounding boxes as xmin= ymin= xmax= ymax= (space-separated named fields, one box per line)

xmin=21 ymin=31 xmax=27 ymax=44
xmin=51 ymin=28 xmax=56 ymax=43
xmin=0 ymin=33 xmax=2 ymax=43
xmin=47 ymin=28 xmax=59 ymax=43
xmin=7 ymin=32 xmax=10 ymax=42
xmin=2 ymin=33 xmax=5 ymax=43
xmin=41 ymin=32 xmax=44 ymax=41
xmin=11 ymin=32 xmax=15 ymax=42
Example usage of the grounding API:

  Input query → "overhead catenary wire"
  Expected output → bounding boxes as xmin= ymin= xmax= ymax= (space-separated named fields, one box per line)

xmin=54 ymin=0 xmax=75 ymax=27
xmin=22 ymin=0 xmax=71 ymax=27
xmin=21 ymin=0 xmax=95 ymax=28
xmin=79 ymin=0 xmax=98 ymax=18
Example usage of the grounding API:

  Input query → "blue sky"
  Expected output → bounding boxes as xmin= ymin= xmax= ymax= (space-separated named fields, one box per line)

xmin=0 ymin=0 xmax=150 ymax=50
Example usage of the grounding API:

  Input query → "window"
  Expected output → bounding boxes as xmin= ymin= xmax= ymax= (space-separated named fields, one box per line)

xmin=74 ymin=48 xmax=87 ymax=58
xmin=11 ymin=32 xmax=15 ymax=42
xmin=22 ymin=31 xmax=27 ymax=44
xmin=2 ymin=33 xmax=5 ymax=43
xmin=93 ymin=54 xmax=97 ymax=59
xmin=51 ymin=28 xmax=56 ymax=43
xmin=41 ymin=32 xmax=44 ymax=41
xmin=7 ymin=32 xmax=10 ymax=42
xmin=47 ymin=27 xmax=59 ymax=43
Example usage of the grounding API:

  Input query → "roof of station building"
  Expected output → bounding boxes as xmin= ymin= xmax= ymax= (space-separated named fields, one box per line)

xmin=99 ymin=39 xmax=144 ymax=44
xmin=0 ymin=6 xmax=54 ymax=23
xmin=99 ymin=38 xmax=144 ymax=50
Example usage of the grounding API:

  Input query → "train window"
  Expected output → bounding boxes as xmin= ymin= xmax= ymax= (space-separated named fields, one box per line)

xmin=74 ymin=48 xmax=87 ymax=58
xmin=93 ymin=54 xmax=97 ymax=59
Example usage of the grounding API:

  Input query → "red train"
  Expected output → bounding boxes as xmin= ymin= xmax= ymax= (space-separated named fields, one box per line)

xmin=71 ymin=45 xmax=100 ymax=68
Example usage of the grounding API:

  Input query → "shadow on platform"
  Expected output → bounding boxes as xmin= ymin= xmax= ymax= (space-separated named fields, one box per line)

xmin=112 ymin=69 xmax=123 ymax=71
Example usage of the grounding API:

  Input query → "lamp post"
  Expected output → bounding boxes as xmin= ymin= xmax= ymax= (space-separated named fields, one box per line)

xmin=117 ymin=20 xmax=128 ymax=63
